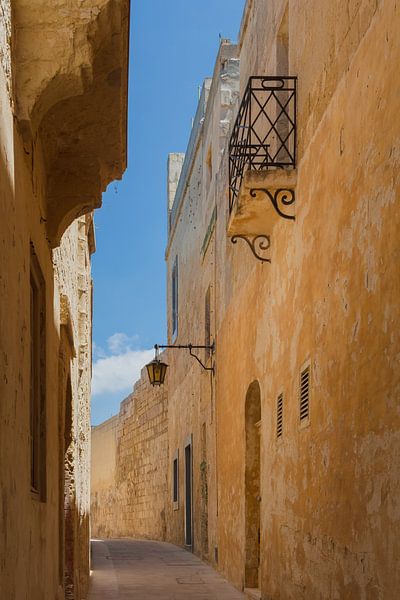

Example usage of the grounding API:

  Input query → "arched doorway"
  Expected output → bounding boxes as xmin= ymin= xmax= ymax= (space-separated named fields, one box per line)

xmin=245 ymin=380 xmax=261 ymax=590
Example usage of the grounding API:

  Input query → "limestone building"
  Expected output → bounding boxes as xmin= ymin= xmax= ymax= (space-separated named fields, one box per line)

xmin=90 ymin=1 xmax=400 ymax=599
xmin=0 ymin=2 xmax=129 ymax=599
xmin=165 ymin=1 xmax=400 ymax=598
xmin=165 ymin=41 xmax=240 ymax=559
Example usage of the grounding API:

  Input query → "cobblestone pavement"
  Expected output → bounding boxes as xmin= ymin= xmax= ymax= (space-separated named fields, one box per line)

xmin=88 ymin=538 xmax=246 ymax=600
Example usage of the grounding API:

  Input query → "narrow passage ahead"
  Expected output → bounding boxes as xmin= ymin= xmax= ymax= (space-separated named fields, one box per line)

xmin=89 ymin=539 xmax=246 ymax=600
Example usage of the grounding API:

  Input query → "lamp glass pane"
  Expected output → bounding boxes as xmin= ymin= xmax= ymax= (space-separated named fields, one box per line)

xmin=146 ymin=359 xmax=168 ymax=386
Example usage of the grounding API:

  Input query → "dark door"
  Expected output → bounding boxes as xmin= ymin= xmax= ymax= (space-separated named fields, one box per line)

xmin=184 ymin=442 xmax=192 ymax=547
xmin=245 ymin=381 xmax=261 ymax=589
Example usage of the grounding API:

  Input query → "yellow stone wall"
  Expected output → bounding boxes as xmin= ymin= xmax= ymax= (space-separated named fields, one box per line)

xmin=0 ymin=1 xmax=127 ymax=598
xmin=53 ymin=215 xmax=94 ymax=599
xmin=164 ymin=1 xmax=400 ymax=598
xmin=165 ymin=42 xmax=240 ymax=560
xmin=0 ymin=63 xmax=94 ymax=600
xmin=90 ymin=415 xmax=119 ymax=538
xmin=0 ymin=50 xmax=61 ymax=600
xmin=90 ymin=366 xmax=169 ymax=541
xmin=213 ymin=1 xmax=400 ymax=597
xmin=88 ymin=2 xmax=399 ymax=597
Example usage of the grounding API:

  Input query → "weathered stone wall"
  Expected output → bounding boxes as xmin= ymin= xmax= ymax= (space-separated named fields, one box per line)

xmin=90 ymin=415 xmax=119 ymax=538
xmin=165 ymin=41 xmax=240 ymax=561
xmin=0 ymin=41 xmax=61 ymax=600
xmin=0 ymin=2 xmax=127 ymax=598
xmin=163 ymin=2 xmax=400 ymax=599
xmin=212 ymin=1 xmax=400 ymax=598
xmin=89 ymin=3 xmax=399 ymax=598
xmin=0 ymin=0 xmax=11 ymax=95
xmin=53 ymin=214 xmax=94 ymax=599
xmin=167 ymin=153 xmax=185 ymax=230
xmin=91 ymin=366 xmax=169 ymax=541
xmin=0 ymin=61 xmax=94 ymax=600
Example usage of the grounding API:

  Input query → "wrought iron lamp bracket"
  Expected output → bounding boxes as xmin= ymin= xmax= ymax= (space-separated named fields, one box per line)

xmin=231 ymin=235 xmax=271 ymax=263
xmin=250 ymin=187 xmax=296 ymax=220
xmin=155 ymin=342 xmax=215 ymax=374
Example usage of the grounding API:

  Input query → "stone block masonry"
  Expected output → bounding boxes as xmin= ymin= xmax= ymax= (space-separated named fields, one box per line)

xmin=90 ymin=2 xmax=400 ymax=598
xmin=91 ymin=363 xmax=169 ymax=540
xmin=0 ymin=3 xmax=128 ymax=597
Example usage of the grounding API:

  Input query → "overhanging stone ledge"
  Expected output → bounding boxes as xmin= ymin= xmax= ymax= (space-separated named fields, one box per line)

xmin=13 ymin=0 xmax=130 ymax=247
xmin=227 ymin=169 xmax=297 ymax=237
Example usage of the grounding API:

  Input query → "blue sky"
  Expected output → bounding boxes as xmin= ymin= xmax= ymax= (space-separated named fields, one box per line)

xmin=91 ymin=0 xmax=245 ymax=425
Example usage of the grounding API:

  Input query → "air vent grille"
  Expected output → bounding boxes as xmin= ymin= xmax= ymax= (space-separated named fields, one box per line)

xmin=277 ymin=394 xmax=283 ymax=438
xmin=300 ymin=366 xmax=310 ymax=422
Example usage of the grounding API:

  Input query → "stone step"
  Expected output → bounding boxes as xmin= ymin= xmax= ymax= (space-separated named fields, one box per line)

xmin=244 ymin=588 xmax=261 ymax=600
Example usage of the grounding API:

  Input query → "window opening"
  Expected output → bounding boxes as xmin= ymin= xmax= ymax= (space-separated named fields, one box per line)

xmin=277 ymin=393 xmax=283 ymax=438
xmin=172 ymin=449 xmax=179 ymax=510
xmin=30 ymin=245 xmax=46 ymax=500
xmin=171 ymin=257 xmax=178 ymax=338
xmin=206 ymin=144 xmax=212 ymax=193
xmin=204 ymin=285 xmax=211 ymax=361
xmin=173 ymin=458 xmax=178 ymax=503
xmin=300 ymin=366 xmax=310 ymax=423
xmin=276 ymin=6 xmax=290 ymax=163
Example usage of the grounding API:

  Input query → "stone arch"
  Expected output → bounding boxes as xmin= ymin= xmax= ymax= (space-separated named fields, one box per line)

xmin=245 ymin=380 xmax=261 ymax=589
xmin=12 ymin=0 xmax=129 ymax=247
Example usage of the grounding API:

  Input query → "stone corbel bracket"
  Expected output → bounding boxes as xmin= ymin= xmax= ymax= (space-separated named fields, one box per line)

xmin=227 ymin=169 xmax=297 ymax=262
xmin=13 ymin=0 xmax=130 ymax=247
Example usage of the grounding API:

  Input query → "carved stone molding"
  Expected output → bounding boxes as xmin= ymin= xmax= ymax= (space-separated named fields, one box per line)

xmin=13 ymin=0 xmax=130 ymax=247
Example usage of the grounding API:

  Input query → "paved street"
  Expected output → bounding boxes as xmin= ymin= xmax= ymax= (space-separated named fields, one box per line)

xmin=88 ymin=539 xmax=246 ymax=600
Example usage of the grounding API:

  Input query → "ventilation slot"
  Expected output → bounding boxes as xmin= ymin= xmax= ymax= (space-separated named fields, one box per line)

xmin=276 ymin=394 xmax=283 ymax=438
xmin=300 ymin=366 xmax=310 ymax=422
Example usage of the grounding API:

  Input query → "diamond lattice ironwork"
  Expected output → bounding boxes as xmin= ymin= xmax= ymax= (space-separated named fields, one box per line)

xmin=229 ymin=76 xmax=297 ymax=212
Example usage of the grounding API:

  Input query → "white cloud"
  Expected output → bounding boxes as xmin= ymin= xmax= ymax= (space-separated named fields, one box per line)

xmin=107 ymin=332 xmax=138 ymax=354
xmin=92 ymin=341 xmax=106 ymax=360
xmin=92 ymin=347 xmax=154 ymax=396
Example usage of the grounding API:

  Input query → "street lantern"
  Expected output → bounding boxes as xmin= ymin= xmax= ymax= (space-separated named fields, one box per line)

xmin=146 ymin=357 xmax=168 ymax=386
xmin=145 ymin=342 xmax=215 ymax=386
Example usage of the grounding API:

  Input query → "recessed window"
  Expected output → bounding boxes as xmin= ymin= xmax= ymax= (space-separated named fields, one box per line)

xmin=204 ymin=285 xmax=211 ymax=360
xmin=276 ymin=6 xmax=289 ymax=75
xmin=30 ymin=245 xmax=47 ymax=500
xmin=276 ymin=393 xmax=283 ymax=438
xmin=276 ymin=7 xmax=290 ymax=163
xmin=172 ymin=449 xmax=179 ymax=509
xmin=299 ymin=365 xmax=310 ymax=424
xmin=206 ymin=144 xmax=212 ymax=192
xmin=171 ymin=257 xmax=178 ymax=339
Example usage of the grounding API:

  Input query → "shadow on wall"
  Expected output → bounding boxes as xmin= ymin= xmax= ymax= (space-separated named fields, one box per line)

xmin=0 ymin=124 xmax=90 ymax=599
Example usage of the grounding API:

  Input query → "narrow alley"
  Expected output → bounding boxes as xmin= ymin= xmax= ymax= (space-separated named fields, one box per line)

xmin=1 ymin=1 xmax=400 ymax=599
xmin=88 ymin=539 xmax=246 ymax=600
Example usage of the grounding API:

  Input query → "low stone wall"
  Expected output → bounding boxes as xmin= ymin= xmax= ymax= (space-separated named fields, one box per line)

xmin=91 ymin=367 xmax=168 ymax=540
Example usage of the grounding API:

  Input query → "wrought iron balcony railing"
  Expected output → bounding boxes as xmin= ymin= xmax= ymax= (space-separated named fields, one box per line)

xmin=229 ymin=76 xmax=297 ymax=212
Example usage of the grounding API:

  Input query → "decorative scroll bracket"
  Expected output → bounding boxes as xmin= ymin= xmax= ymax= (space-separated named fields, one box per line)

xmin=231 ymin=235 xmax=271 ymax=263
xmin=250 ymin=188 xmax=296 ymax=220
xmin=156 ymin=343 xmax=215 ymax=374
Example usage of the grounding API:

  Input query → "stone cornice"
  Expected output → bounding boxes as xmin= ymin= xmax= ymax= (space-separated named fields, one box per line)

xmin=12 ymin=0 xmax=130 ymax=247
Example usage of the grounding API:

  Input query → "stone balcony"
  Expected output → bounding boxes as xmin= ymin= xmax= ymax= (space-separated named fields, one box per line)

xmin=227 ymin=76 xmax=297 ymax=262
xmin=12 ymin=0 xmax=130 ymax=247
